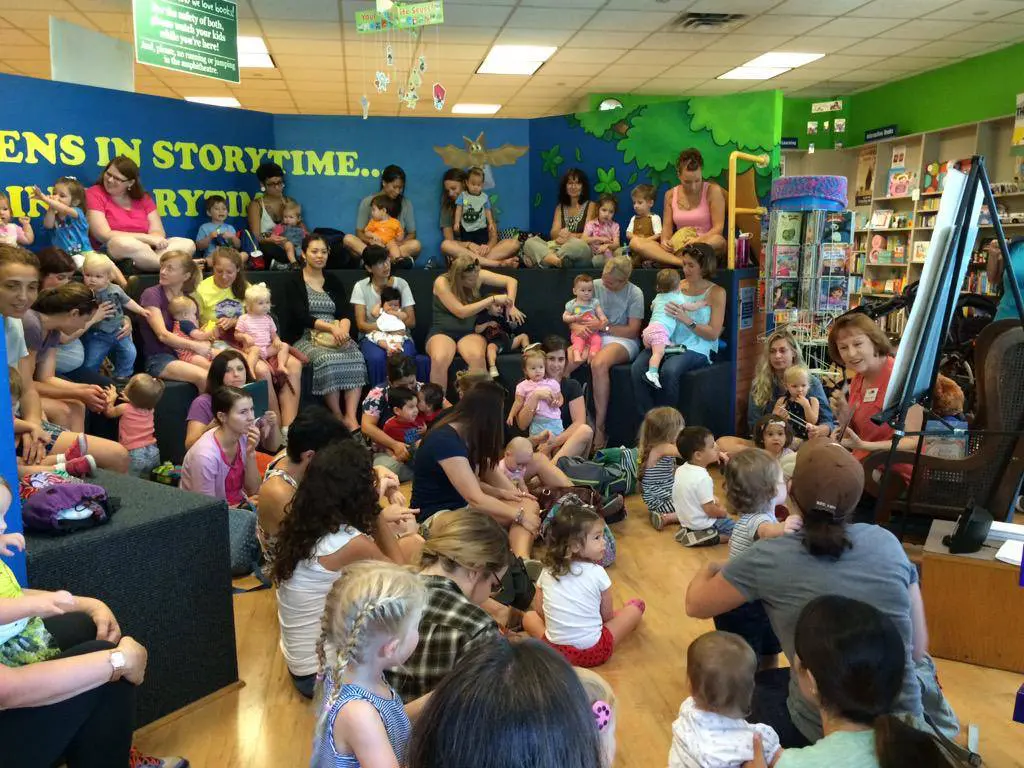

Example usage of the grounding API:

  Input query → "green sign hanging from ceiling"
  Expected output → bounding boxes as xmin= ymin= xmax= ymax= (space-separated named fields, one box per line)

xmin=133 ymin=0 xmax=239 ymax=83
xmin=356 ymin=0 xmax=444 ymax=33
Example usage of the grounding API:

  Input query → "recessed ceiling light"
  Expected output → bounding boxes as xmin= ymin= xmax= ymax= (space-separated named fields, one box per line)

xmin=744 ymin=52 xmax=824 ymax=69
xmin=452 ymin=103 xmax=502 ymax=115
xmin=185 ymin=96 xmax=242 ymax=108
xmin=477 ymin=45 xmax=557 ymax=76
xmin=717 ymin=66 xmax=790 ymax=80
xmin=237 ymin=36 xmax=275 ymax=68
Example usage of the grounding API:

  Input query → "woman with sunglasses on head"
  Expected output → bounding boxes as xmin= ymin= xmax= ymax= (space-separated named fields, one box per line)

xmin=85 ymin=155 xmax=196 ymax=271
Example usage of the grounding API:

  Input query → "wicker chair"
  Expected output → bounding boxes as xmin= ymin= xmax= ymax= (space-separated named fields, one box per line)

xmin=864 ymin=320 xmax=1024 ymax=528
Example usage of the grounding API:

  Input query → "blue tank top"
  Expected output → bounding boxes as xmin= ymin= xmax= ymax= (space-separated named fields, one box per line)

xmin=312 ymin=678 xmax=411 ymax=767
xmin=670 ymin=285 xmax=716 ymax=360
xmin=994 ymin=239 xmax=1024 ymax=322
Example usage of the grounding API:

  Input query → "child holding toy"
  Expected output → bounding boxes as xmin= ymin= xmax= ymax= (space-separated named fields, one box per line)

xmin=104 ymin=373 xmax=164 ymax=479
xmin=270 ymin=200 xmax=307 ymax=268
xmin=774 ymin=364 xmax=820 ymax=443
xmin=196 ymin=195 xmax=242 ymax=265
xmin=562 ymin=274 xmax=609 ymax=365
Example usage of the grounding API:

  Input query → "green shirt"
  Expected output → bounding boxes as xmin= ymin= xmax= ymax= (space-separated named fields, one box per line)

xmin=777 ymin=730 xmax=879 ymax=768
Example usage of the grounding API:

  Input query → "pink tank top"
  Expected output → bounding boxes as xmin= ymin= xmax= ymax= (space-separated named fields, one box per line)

xmin=118 ymin=403 xmax=156 ymax=451
xmin=672 ymin=182 xmax=712 ymax=235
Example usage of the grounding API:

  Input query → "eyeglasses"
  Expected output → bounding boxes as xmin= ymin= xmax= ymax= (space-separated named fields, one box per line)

xmin=265 ymin=179 xmax=285 ymax=188
xmin=488 ymin=571 xmax=504 ymax=597
xmin=104 ymin=170 xmax=129 ymax=184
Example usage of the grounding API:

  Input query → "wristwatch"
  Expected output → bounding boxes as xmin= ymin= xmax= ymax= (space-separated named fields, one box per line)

xmin=687 ymin=320 xmax=698 ymax=329
xmin=109 ymin=650 xmax=126 ymax=681
xmin=514 ymin=507 xmax=525 ymax=526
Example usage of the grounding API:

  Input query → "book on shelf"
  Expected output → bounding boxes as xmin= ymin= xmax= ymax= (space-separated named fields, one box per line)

xmin=963 ymin=271 xmax=994 ymax=294
xmin=879 ymin=311 xmax=907 ymax=337
xmin=886 ymin=169 xmax=917 ymax=198
xmin=913 ymin=241 xmax=930 ymax=262
xmin=849 ymin=275 xmax=863 ymax=295
xmin=819 ymin=243 xmax=850 ymax=277
xmin=773 ymin=212 xmax=804 ymax=246
xmin=817 ymin=277 xmax=849 ymax=312
xmin=803 ymin=210 xmax=825 ymax=244
xmin=772 ymin=245 xmax=800 ymax=278
xmin=870 ymin=209 xmax=894 ymax=229
xmin=922 ymin=161 xmax=948 ymax=194
xmin=824 ymin=211 xmax=854 ymax=244
xmin=771 ymin=280 xmax=800 ymax=310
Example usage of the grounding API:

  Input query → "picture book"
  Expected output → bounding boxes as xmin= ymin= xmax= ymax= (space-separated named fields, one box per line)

xmin=773 ymin=212 xmax=804 ymax=246
xmin=817 ymin=278 xmax=848 ymax=312
xmin=913 ymin=241 xmax=930 ymax=262
xmin=803 ymin=210 xmax=825 ymax=244
xmin=772 ymin=245 xmax=800 ymax=277
xmin=824 ymin=211 xmax=854 ymax=244
xmin=922 ymin=161 xmax=948 ymax=194
xmin=772 ymin=280 xmax=799 ymax=310
xmin=870 ymin=209 xmax=894 ymax=229
xmin=819 ymin=244 xmax=850 ymax=277
xmin=886 ymin=169 xmax=917 ymax=198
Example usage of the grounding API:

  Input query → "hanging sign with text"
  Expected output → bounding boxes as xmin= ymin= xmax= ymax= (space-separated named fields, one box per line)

xmin=133 ymin=0 xmax=239 ymax=83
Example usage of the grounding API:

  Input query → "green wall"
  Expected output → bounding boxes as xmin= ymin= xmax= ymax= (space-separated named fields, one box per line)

xmin=781 ymin=95 xmax=849 ymax=151
xmin=846 ymin=42 xmax=1023 ymax=141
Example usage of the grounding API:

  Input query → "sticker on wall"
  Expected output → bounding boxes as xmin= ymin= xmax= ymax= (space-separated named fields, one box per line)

xmin=374 ymin=71 xmax=390 ymax=93
xmin=361 ymin=94 xmax=370 ymax=120
xmin=432 ymin=82 xmax=446 ymax=110
xmin=385 ymin=44 xmax=394 ymax=67
xmin=807 ymin=121 xmax=818 ymax=136
xmin=834 ymin=118 xmax=846 ymax=134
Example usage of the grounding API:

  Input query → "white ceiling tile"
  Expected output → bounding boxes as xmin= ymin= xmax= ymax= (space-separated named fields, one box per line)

xmin=811 ymin=17 xmax=903 ymax=36
xmin=505 ymin=7 xmax=597 ymax=29
xmin=687 ymin=80 xmax=748 ymax=95
xmin=0 ymin=0 xmax=74 ymax=9
xmin=601 ymin=62 xmax=678 ymax=77
xmin=584 ymin=9 xmax=677 ymax=32
xmin=853 ymin=66 xmax=912 ymax=79
xmin=787 ymin=37 xmax=865 ymax=54
xmin=879 ymin=19 xmax=979 ymax=39
xmin=768 ymin=0 xmax=871 ymax=14
xmin=615 ymin=49 xmax=694 ymax=68
xmin=642 ymin=32 xmax=721 ymax=51
xmin=518 ymin=0 xmax=604 ymax=6
xmin=276 ymin=54 xmax=346 ymax=70
xmin=734 ymin=15 xmax=833 ymax=36
xmin=233 ymin=78 xmax=289 ymax=91
xmin=287 ymin=69 xmax=352 ymax=82
xmin=814 ymin=53 xmax=887 ymax=70
xmin=955 ymin=21 xmax=1024 ymax=42
xmin=436 ymin=3 xmax=514 ymax=27
xmin=702 ymin=34 xmax=797 ymax=53
xmin=0 ymin=9 xmax=94 ymax=29
xmin=418 ymin=44 xmax=489 ymax=61
xmin=660 ymin=63 xmax=735 ymax=79
xmin=601 ymin=0 xmax=694 ymax=8
xmin=252 ymin=0 xmax=339 ymax=21
xmin=267 ymin=39 xmax=344 ymax=56
xmin=686 ymin=0 xmax=786 ymax=12
xmin=465 ymin=74 xmax=531 ymax=89
xmin=255 ymin=21 xmax=342 ymax=39
xmin=583 ymin=77 xmax=651 ymax=91
xmin=839 ymin=38 xmax=909 ymax=56
xmin=873 ymin=55 xmax=955 ymax=71
xmin=492 ymin=28 xmax=574 ymax=46
xmin=535 ymin=61 xmax=602 ymax=76
xmin=925 ymin=0 xmax=1024 ymax=20
xmin=85 ymin=11 xmax=132 ymax=33
xmin=526 ymin=73 xmax=594 ymax=87
xmin=682 ymin=51 xmax=753 ymax=67
xmin=566 ymin=31 xmax=649 ymax=48
xmin=849 ymin=0 xmax=958 ymax=17
xmin=549 ymin=48 xmax=626 ymax=64
xmin=634 ymin=78 xmax=707 ymax=94
xmin=903 ymin=39 xmax=999 ymax=57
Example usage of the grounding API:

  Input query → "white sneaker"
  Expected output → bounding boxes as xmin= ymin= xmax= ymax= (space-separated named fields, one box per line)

xmin=644 ymin=369 xmax=662 ymax=389
xmin=489 ymin=365 xmax=500 ymax=378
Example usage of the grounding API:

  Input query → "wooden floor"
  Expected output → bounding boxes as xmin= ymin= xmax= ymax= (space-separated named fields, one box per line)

xmin=136 ymin=485 xmax=1024 ymax=767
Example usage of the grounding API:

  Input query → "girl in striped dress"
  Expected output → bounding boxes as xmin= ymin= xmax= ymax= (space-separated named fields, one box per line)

xmin=638 ymin=407 xmax=685 ymax=531
xmin=312 ymin=561 xmax=426 ymax=768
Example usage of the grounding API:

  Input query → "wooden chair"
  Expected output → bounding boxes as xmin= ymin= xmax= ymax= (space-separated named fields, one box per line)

xmin=864 ymin=320 xmax=1024 ymax=528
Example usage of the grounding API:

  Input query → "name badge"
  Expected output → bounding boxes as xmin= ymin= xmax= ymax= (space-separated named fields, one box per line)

xmin=863 ymin=387 xmax=879 ymax=403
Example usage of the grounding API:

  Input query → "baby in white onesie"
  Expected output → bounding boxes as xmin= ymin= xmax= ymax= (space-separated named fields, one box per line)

xmin=668 ymin=631 xmax=781 ymax=768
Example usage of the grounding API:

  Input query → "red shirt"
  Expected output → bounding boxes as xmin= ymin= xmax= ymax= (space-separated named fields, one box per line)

xmin=848 ymin=356 xmax=911 ymax=483
xmin=214 ymin=434 xmax=246 ymax=507
xmin=382 ymin=415 xmax=426 ymax=447
xmin=85 ymin=184 xmax=156 ymax=239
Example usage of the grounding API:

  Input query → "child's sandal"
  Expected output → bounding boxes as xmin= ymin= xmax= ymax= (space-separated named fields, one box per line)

xmin=649 ymin=510 xmax=664 ymax=531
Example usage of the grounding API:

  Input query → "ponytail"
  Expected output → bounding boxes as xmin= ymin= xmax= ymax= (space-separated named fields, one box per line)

xmin=874 ymin=714 xmax=971 ymax=768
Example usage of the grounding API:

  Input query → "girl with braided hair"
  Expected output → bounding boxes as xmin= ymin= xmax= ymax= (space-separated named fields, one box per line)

xmin=312 ymin=560 xmax=426 ymax=768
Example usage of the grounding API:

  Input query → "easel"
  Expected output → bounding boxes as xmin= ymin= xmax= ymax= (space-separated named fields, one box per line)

xmin=872 ymin=155 xmax=1024 ymax=533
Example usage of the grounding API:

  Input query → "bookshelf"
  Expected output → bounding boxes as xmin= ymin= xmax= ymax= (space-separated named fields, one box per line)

xmin=783 ymin=114 xmax=1021 ymax=334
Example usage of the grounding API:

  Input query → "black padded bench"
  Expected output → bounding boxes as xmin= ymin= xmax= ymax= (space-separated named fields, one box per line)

xmin=26 ymin=470 xmax=238 ymax=726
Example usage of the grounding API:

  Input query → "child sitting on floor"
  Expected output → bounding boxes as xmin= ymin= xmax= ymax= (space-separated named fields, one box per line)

xmin=575 ymin=667 xmax=619 ymax=768
xmin=642 ymin=268 xmax=709 ymax=389
xmin=673 ymin=426 xmax=733 ymax=547
xmin=168 ymin=296 xmax=216 ymax=369
xmin=311 ymin=561 xmax=425 ymax=768
xmin=235 ymin=283 xmax=292 ymax=377
xmin=668 ymin=630 xmax=781 ymax=768
xmin=270 ymin=199 xmax=307 ymax=268
xmin=500 ymin=436 xmax=535 ymax=493
xmin=753 ymin=414 xmax=797 ymax=482
xmin=104 ymin=373 xmax=164 ymax=479
xmin=476 ymin=300 xmax=529 ymax=379
xmin=524 ymin=504 xmax=644 ymax=668
xmin=381 ymin=387 xmax=426 ymax=463
xmin=638 ymin=406 xmax=685 ymax=531
xmin=366 ymin=285 xmax=409 ymax=356
xmin=507 ymin=349 xmax=563 ymax=438
xmin=775 ymin=364 xmax=820 ymax=443
xmin=562 ymin=274 xmax=608 ymax=365
xmin=417 ymin=382 xmax=444 ymax=424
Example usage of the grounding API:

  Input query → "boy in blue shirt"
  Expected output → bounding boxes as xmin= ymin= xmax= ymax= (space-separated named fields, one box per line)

xmin=196 ymin=195 xmax=241 ymax=266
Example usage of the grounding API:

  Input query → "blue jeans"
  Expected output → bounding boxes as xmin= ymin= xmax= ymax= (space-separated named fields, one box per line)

xmin=630 ymin=348 xmax=710 ymax=418
xmin=359 ymin=337 xmax=430 ymax=387
xmin=82 ymin=330 xmax=137 ymax=379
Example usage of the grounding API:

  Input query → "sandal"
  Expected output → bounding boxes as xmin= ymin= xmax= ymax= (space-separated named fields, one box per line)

xmin=649 ymin=510 xmax=664 ymax=531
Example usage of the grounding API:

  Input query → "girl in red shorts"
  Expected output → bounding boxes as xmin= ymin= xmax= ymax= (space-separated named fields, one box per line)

xmin=523 ymin=504 xmax=645 ymax=667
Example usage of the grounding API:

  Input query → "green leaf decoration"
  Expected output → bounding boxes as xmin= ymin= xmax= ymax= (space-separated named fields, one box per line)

xmin=533 ymin=192 xmax=542 ymax=208
xmin=541 ymin=145 xmax=564 ymax=178
xmin=489 ymin=193 xmax=502 ymax=218
xmin=628 ymin=171 xmax=638 ymax=185
xmin=593 ymin=167 xmax=621 ymax=196
xmin=574 ymin=147 xmax=583 ymax=162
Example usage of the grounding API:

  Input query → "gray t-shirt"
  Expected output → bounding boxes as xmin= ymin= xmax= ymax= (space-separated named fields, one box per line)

xmin=356 ymin=194 xmax=416 ymax=235
xmin=594 ymin=281 xmax=644 ymax=327
xmin=722 ymin=524 xmax=922 ymax=741
xmin=91 ymin=285 xmax=131 ymax=335
xmin=350 ymin=276 xmax=415 ymax=338
xmin=5 ymin=316 xmax=27 ymax=368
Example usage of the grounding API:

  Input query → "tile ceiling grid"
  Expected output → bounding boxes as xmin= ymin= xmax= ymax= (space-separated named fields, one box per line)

xmin=0 ymin=0 xmax=1021 ymax=114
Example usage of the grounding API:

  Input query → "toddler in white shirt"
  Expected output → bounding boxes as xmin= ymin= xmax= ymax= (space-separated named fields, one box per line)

xmin=669 ymin=631 xmax=781 ymax=768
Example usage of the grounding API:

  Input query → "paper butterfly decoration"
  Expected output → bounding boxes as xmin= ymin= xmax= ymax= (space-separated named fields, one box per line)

xmin=361 ymin=95 xmax=370 ymax=120
xmin=374 ymin=71 xmax=390 ymax=93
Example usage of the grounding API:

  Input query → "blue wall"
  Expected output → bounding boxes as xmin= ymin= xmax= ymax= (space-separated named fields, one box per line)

xmin=273 ymin=114 xmax=530 ymax=263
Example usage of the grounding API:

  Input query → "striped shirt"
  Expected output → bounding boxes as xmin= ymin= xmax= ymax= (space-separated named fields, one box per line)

xmin=641 ymin=455 xmax=677 ymax=515
xmin=313 ymin=678 xmax=411 ymax=767
xmin=728 ymin=510 xmax=778 ymax=559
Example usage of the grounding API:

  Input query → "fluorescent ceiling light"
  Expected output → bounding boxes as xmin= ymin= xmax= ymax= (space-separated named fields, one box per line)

xmin=717 ymin=66 xmax=790 ymax=80
xmin=744 ymin=52 xmax=824 ymax=68
xmin=237 ymin=36 xmax=275 ymax=68
xmin=477 ymin=45 xmax=557 ymax=75
xmin=185 ymin=96 xmax=241 ymax=108
xmin=452 ymin=103 xmax=502 ymax=115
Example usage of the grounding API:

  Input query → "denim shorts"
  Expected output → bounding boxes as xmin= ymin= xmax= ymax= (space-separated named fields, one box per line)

xmin=711 ymin=517 xmax=736 ymax=536
xmin=145 ymin=352 xmax=177 ymax=377
xmin=530 ymin=416 xmax=564 ymax=437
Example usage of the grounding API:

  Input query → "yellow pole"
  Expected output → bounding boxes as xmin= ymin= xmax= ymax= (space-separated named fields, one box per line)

xmin=728 ymin=151 xmax=770 ymax=269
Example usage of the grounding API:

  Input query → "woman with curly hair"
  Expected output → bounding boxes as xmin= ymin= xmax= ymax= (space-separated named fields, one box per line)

xmin=271 ymin=439 xmax=418 ymax=698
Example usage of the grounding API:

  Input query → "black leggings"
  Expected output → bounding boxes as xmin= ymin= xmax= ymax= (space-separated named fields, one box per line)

xmin=749 ymin=667 xmax=813 ymax=749
xmin=0 ymin=612 xmax=136 ymax=767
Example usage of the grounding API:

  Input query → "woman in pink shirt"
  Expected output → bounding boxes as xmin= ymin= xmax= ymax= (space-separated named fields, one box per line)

xmin=630 ymin=148 xmax=727 ymax=268
xmin=85 ymin=156 xmax=196 ymax=271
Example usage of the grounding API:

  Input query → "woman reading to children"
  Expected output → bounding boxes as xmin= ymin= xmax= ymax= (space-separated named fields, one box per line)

xmin=426 ymin=255 xmax=524 ymax=389
xmin=629 ymin=149 xmax=727 ymax=268
xmin=85 ymin=155 xmax=196 ymax=271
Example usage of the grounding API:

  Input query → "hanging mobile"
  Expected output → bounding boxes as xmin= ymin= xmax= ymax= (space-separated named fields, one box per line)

xmin=432 ymin=82 xmax=446 ymax=111
xmin=361 ymin=94 xmax=370 ymax=119
xmin=385 ymin=43 xmax=394 ymax=67
xmin=374 ymin=71 xmax=390 ymax=93
xmin=418 ymin=55 xmax=427 ymax=73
